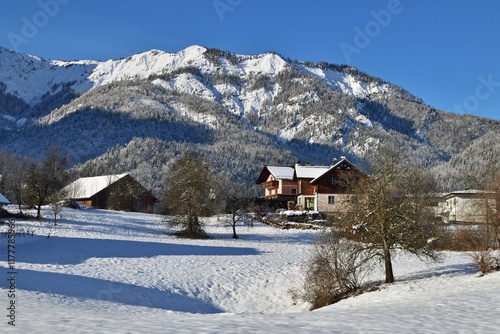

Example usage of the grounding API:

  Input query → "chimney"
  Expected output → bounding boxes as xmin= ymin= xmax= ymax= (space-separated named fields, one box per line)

xmin=341 ymin=156 xmax=346 ymax=160
xmin=331 ymin=158 xmax=337 ymax=166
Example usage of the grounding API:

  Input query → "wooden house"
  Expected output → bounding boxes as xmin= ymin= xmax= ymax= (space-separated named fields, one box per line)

xmin=256 ymin=157 xmax=364 ymax=213
xmin=309 ymin=158 xmax=364 ymax=213
xmin=294 ymin=164 xmax=329 ymax=210
xmin=62 ymin=173 xmax=158 ymax=213
xmin=255 ymin=166 xmax=296 ymax=204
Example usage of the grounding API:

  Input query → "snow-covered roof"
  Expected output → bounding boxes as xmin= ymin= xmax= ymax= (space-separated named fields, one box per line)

xmin=310 ymin=158 xmax=362 ymax=183
xmin=294 ymin=165 xmax=330 ymax=179
xmin=63 ymin=174 xmax=128 ymax=199
xmin=266 ymin=166 xmax=295 ymax=180
xmin=0 ymin=192 xmax=10 ymax=205
xmin=442 ymin=189 xmax=494 ymax=198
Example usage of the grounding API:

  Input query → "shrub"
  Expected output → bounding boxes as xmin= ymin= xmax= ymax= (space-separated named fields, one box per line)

xmin=290 ymin=230 xmax=374 ymax=310
xmin=437 ymin=226 xmax=488 ymax=251
xmin=470 ymin=250 xmax=500 ymax=276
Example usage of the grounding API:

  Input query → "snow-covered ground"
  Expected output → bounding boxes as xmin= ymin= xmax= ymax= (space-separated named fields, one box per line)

xmin=1 ymin=206 xmax=499 ymax=333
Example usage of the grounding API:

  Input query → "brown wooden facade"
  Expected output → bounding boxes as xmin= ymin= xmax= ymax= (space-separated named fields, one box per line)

xmin=256 ymin=158 xmax=365 ymax=212
xmin=255 ymin=166 xmax=296 ymax=201
xmin=66 ymin=174 xmax=158 ymax=213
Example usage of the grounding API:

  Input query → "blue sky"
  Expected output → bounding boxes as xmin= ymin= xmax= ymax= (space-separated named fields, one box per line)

xmin=1 ymin=0 xmax=499 ymax=120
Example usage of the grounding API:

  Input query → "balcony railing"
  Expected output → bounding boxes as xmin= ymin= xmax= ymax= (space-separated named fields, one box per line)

xmin=261 ymin=180 xmax=279 ymax=189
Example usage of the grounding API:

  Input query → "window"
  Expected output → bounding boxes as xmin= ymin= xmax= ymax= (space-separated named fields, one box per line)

xmin=348 ymin=176 xmax=359 ymax=185
xmin=291 ymin=188 xmax=297 ymax=195
xmin=305 ymin=197 xmax=314 ymax=209
xmin=328 ymin=195 xmax=335 ymax=204
xmin=329 ymin=177 xmax=336 ymax=185
xmin=350 ymin=195 xmax=358 ymax=204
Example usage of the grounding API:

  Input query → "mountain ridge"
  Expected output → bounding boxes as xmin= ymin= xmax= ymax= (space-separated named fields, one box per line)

xmin=1 ymin=45 xmax=498 ymax=195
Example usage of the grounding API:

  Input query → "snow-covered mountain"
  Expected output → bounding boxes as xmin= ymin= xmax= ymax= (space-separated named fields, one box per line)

xmin=1 ymin=45 xmax=499 ymax=193
xmin=0 ymin=45 xmax=389 ymax=122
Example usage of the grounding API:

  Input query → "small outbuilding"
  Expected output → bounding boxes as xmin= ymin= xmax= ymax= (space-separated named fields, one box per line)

xmin=62 ymin=173 xmax=158 ymax=213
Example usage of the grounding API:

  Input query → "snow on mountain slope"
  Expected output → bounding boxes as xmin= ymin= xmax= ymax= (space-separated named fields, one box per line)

xmin=155 ymin=74 xmax=218 ymax=101
xmin=239 ymin=52 xmax=288 ymax=75
xmin=89 ymin=45 xmax=213 ymax=87
xmin=302 ymin=64 xmax=389 ymax=99
xmin=0 ymin=43 xmax=387 ymax=107
xmin=0 ymin=47 xmax=98 ymax=104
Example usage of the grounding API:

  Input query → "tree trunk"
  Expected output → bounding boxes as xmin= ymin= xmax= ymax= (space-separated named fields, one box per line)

xmin=36 ymin=204 xmax=42 ymax=220
xmin=232 ymin=224 xmax=238 ymax=239
xmin=383 ymin=246 xmax=395 ymax=283
xmin=231 ymin=213 xmax=238 ymax=239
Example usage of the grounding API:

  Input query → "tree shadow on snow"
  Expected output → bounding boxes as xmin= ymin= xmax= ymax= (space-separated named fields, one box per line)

xmin=12 ymin=236 xmax=260 ymax=265
xmin=401 ymin=263 xmax=478 ymax=282
xmin=4 ymin=269 xmax=223 ymax=314
xmin=56 ymin=213 xmax=165 ymax=236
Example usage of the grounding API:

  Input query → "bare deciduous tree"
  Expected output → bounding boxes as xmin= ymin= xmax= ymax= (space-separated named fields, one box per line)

xmin=25 ymin=147 xmax=69 ymax=220
xmin=337 ymin=146 xmax=443 ymax=283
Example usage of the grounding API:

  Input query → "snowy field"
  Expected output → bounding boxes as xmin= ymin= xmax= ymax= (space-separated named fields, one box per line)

xmin=1 ymin=206 xmax=499 ymax=333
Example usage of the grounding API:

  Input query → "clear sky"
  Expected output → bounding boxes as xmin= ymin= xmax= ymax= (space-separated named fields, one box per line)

xmin=1 ymin=0 xmax=499 ymax=120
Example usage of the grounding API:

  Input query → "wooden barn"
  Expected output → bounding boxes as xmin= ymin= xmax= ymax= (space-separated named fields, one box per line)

xmin=63 ymin=173 xmax=158 ymax=213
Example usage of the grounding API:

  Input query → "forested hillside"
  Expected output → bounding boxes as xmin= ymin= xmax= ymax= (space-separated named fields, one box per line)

xmin=1 ymin=45 xmax=499 ymax=196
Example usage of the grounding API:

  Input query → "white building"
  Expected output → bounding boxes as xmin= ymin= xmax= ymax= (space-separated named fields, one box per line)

xmin=438 ymin=190 xmax=497 ymax=224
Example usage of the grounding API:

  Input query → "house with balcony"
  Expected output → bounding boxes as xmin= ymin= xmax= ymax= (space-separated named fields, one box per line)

xmin=256 ymin=157 xmax=365 ymax=213
xmin=255 ymin=166 xmax=296 ymax=205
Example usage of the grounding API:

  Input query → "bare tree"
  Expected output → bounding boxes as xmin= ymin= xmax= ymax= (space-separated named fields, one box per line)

xmin=459 ymin=159 xmax=500 ymax=249
xmin=336 ymin=146 xmax=442 ymax=283
xmin=24 ymin=147 xmax=69 ymax=220
xmin=49 ymin=193 xmax=63 ymax=225
xmin=0 ymin=150 xmax=8 ymax=194
xmin=480 ymin=162 xmax=500 ymax=249
xmin=225 ymin=196 xmax=253 ymax=239
xmin=7 ymin=155 xmax=30 ymax=215
xmin=163 ymin=151 xmax=216 ymax=238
